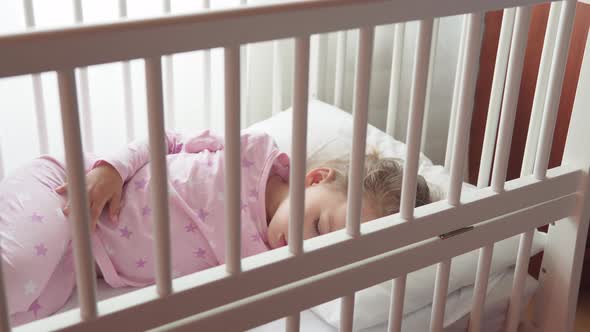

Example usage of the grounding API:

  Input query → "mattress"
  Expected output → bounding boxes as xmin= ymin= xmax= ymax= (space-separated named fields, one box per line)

xmin=56 ymin=267 xmax=536 ymax=331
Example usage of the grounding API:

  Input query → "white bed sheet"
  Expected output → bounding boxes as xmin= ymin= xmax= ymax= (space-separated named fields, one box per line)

xmin=57 ymin=267 xmax=536 ymax=331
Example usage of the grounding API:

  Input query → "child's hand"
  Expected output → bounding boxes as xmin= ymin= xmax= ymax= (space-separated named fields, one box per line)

xmin=55 ymin=164 xmax=123 ymax=232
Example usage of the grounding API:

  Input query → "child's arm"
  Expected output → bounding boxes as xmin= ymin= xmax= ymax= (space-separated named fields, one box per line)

xmin=92 ymin=130 xmax=223 ymax=183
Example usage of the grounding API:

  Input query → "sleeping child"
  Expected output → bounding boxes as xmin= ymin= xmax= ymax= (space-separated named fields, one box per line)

xmin=0 ymin=130 xmax=430 ymax=325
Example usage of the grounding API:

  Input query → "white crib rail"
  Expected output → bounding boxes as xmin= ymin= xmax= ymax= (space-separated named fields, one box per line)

xmin=145 ymin=56 xmax=173 ymax=296
xmin=56 ymin=68 xmax=98 ymax=321
xmin=388 ymin=18 xmax=434 ymax=332
xmin=385 ymin=23 xmax=405 ymax=137
xmin=118 ymin=0 xmax=136 ymax=142
xmin=224 ymin=45 xmax=242 ymax=275
xmin=285 ymin=34 xmax=310 ymax=332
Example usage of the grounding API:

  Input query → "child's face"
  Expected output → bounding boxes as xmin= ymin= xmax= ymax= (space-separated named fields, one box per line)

xmin=266 ymin=168 xmax=377 ymax=249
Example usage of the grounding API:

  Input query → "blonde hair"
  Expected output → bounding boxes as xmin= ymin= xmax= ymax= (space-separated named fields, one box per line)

xmin=308 ymin=149 xmax=431 ymax=218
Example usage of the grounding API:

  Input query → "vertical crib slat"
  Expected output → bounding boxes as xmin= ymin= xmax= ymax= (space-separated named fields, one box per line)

xmin=272 ymin=40 xmax=283 ymax=115
xmin=73 ymin=0 xmax=94 ymax=152
xmin=23 ymin=0 xmax=49 ymax=155
xmin=224 ymin=45 xmax=242 ymax=275
xmin=288 ymin=36 xmax=310 ymax=326
xmin=521 ymin=2 xmax=562 ymax=176
xmin=162 ymin=0 xmax=175 ymax=130
xmin=0 ymin=253 xmax=8 ymax=332
xmin=533 ymin=0 xmax=576 ymax=180
xmin=57 ymin=68 xmax=98 ymax=320
xmin=286 ymin=36 xmax=309 ymax=332
xmin=505 ymin=2 xmax=577 ymax=332
xmin=430 ymin=259 xmax=452 ymax=332
xmin=444 ymin=15 xmax=468 ymax=171
xmin=240 ymin=0 xmax=249 ymax=126
xmin=448 ymin=12 xmax=484 ymax=206
xmin=202 ymin=0 xmax=212 ymax=126
xmin=435 ymin=13 xmax=483 ymax=331
xmin=420 ymin=18 xmax=440 ymax=152
xmin=144 ymin=57 xmax=173 ymax=296
xmin=468 ymin=244 xmax=494 ymax=332
xmin=288 ymin=36 xmax=309 ymax=257
xmin=387 ymin=276 xmax=406 ymax=332
xmin=477 ymin=8 xmax=516 ymax=187
xmin=387 ymin=19 xmax=434 ymax=332
xmin=505 ymin=230 xmax=535 ymax=332
xmin=490 ymin=6 xmax=533 ymax=193
xmin=118 ymin=0 xmax=135 ymax=142
xmin=334 ymin=31 xmax=347 ymax=108
xmin=345 ymin=25 xmax=374 ymax=238
xmin=401 ymin=18 xmax=434 ymax=219
xmin=339 ymin=26 xmax=374 ymax=332
xmin=386 ymin=23 xmax=405 ymax=137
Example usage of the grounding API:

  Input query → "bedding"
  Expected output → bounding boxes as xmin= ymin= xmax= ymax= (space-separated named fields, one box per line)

xmin=57 ymin=267 xmax=536 ymax=331
xmin=247 ymin=99 xmax=545 ymax=328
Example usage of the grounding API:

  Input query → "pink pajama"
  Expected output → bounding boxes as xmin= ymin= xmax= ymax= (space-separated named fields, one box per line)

xmin=0 ymin=130 xmax=289 ymax=326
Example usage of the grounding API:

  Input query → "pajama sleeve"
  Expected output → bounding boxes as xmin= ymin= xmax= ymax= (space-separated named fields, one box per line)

xmin=93 ymin=130 xmax=224 ymax=183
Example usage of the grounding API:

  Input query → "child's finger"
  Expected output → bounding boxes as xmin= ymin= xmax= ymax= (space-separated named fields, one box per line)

xmin=55 ymin=184 xmax=68 ymax=194
xmin=109 ymin=192 xmax=122 ymax=224
xmin=62 ymin=204 xmax=70 ymax=216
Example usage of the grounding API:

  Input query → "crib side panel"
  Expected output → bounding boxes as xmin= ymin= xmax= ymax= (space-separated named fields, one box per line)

xmin=534 ymin=28 xmax=590 ymax=332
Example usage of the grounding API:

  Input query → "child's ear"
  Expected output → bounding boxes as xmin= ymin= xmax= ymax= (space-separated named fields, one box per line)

xmin=305 ymin=168 xmax=335 ymax=187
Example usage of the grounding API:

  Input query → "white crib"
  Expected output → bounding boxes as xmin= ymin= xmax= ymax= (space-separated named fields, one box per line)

xmin=0 ymin=0 xmax=589 ymax=331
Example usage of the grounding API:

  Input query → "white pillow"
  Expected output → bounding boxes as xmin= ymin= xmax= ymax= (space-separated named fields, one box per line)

xmin=247 ymin=99 xmax=546 ymax=330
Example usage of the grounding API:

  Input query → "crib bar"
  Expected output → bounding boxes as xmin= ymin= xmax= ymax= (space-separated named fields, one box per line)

xmin=240 ymin=0 xmax=249 ymax=125
xmin=339 ymin=25 xmax=374 ymax=332
xmin=285 ymin=315 xmax=300 ymax=332
xmin=477 ymin=8 xmax=516 ymax=188
xmin=57 ymin=68 xmax=98 ymax=320
xmin=533 ymin=0 xmax=576 ymax=180
xmin=23 ymin=0 xmax=50 ymax=155
xmin=400 ymin=18 xmax=433 ymax=219
xmin=144 ymin=57 xmax=173 ymax=296
xmin=448 ymin=12 xmax=484 ymax=206
xmin=334 ymin=30 xmax=347 ymax=108
xmin=2 ymin=0 xmax=559 ymax=79
xmin=340 ymin=294 xmax=355 ymax=332
xmin=272 ymin=40 xmax=283 ymax=115
xmin=224 ymin=45 xmax=242 ymax=274
xmin=163 ymin=57 xmax=175 ymax=129
xmin=521 ymin=2 xmax=562 ymax=176
xmin=162 ymin=0 xmax=176 ymax=130
xmin=119 ymin=0 xmax=135 ymax=142
xmin=444 ymin=15 xmax=468 ymax=171
xmin=420 ymin=18 xmax=439 ymax=152
xmin=386 ymin=23 xmax=405 ymax=137
xmin=430 ymin=259 xmax=452 ymax=332
xmin=73 ymin=0 xmax=94 ymax=152
xmin=468 ymin=244 xmax=494 ymax=332
xmin=505 ymin=229 xmax=535 ymax=332
xmin=387 ymin=276 xmax=407 ymax=332
xmin=490 ymin=6 xmax=533 ymax=193
xmin=288 ymin=35 xmax=309 ymax=257
xmin=345 ymin=25 xmax=374 ymax=238
xmin=122 ymin=61 xmax=135 ymax=142
xmin=202 ymin=0 xmax=212 ymax=126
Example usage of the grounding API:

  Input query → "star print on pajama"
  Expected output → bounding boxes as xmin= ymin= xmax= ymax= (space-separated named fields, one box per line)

xmin=0 ymin=130 xmax=290 ymax=325
xmin=89 ymin=130 xmax=290 ymax=288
